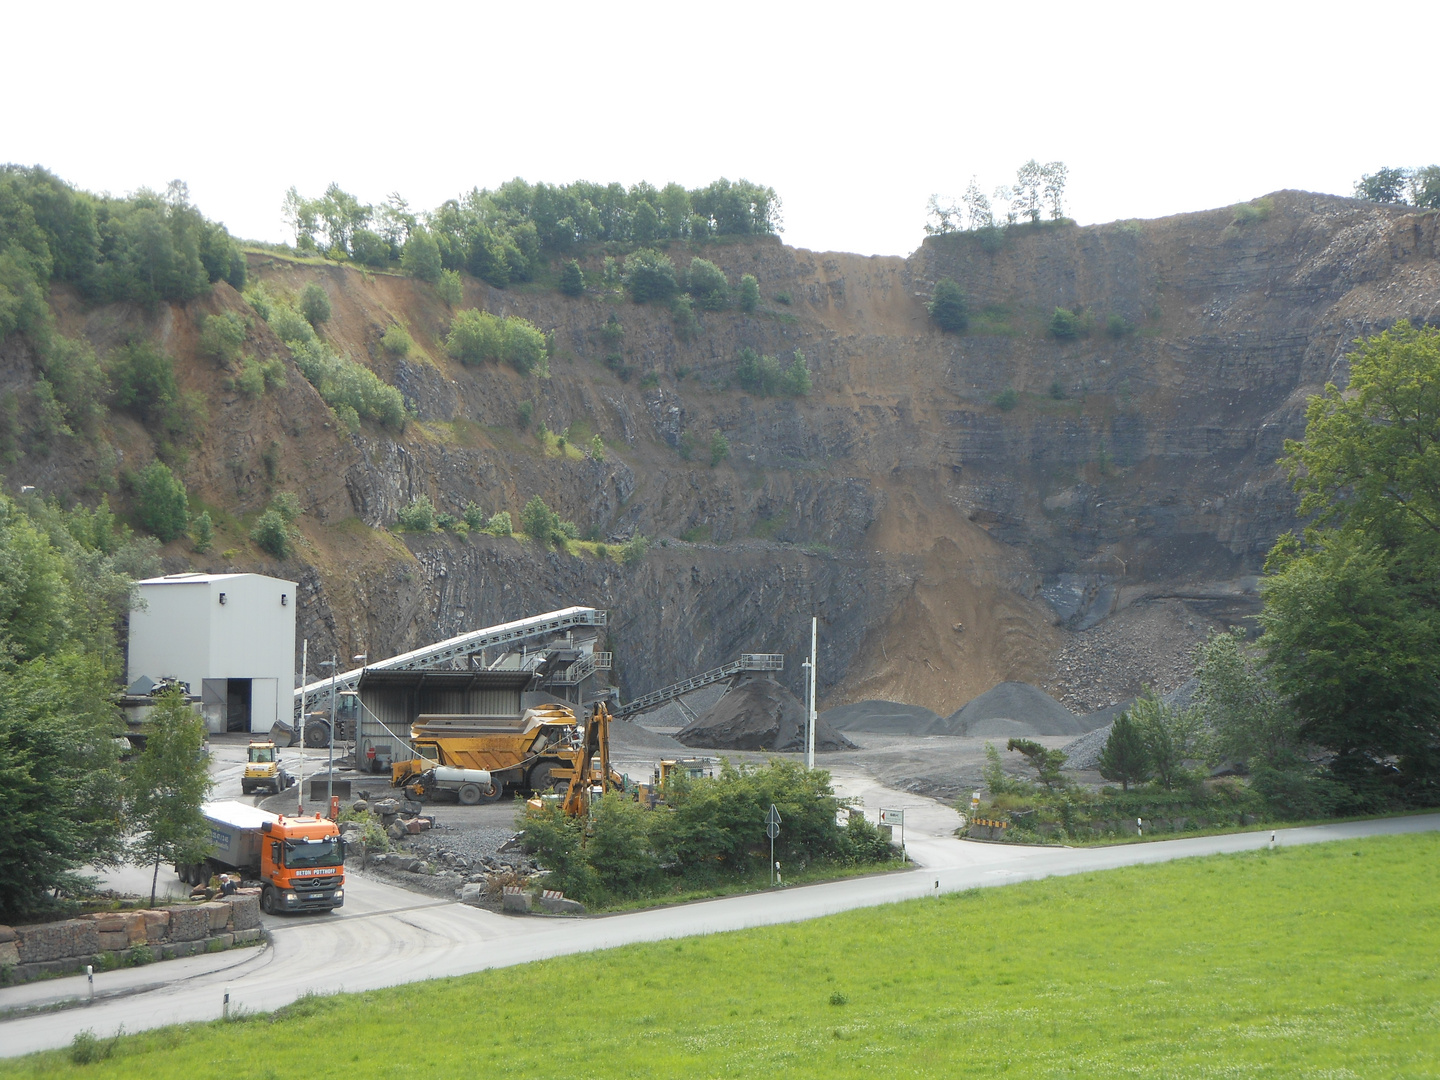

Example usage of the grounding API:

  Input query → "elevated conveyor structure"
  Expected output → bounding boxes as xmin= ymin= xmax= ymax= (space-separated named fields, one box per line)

xmin=293 ymin=606 xmax=607 ymax=722
xmin=615 ymin=654 xmax=783 ymax=719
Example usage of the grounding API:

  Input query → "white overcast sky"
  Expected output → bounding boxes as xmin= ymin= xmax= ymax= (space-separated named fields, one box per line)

xmin=7 ymin=0 xmax=1438 ymax=257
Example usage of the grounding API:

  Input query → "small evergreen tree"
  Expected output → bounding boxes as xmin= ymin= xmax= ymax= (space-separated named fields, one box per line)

xmin=1006 ymin=738 xmax=1068 ymax=790
xmin=133 ymin=461 xmax=189 ymax=542
xmin=709 ymin=430 xmax=729 ymax=467
xmin=1098 ymin=712 xmax=1151 ymax=791
xmin=522 ymin=495 xmax=560 ymax=544
xmin=559 ymin=259 xmax=585 ymax=297
xmin=300 ymin=282 xmax=331 ymax=326
xmin=190 ymin=510 xmax=213 ymax=553
xmin=738 ymin=273 xmax=760 ymax=313
xmin=927 ymin=277 xmax=969 ymax=332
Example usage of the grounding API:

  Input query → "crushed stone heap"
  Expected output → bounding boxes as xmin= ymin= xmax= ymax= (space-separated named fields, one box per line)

xmin=820 ymin=700 xmax=943 ymax=735
xmin=676 ymin=677 xmax=857 ymax=752
xmin=938 ymin=682 xmax=1088 ymax=738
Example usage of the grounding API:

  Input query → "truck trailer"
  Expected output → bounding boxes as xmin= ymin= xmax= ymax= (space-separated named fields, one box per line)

xmin=178 ymin=801 xmax=346 ymax=915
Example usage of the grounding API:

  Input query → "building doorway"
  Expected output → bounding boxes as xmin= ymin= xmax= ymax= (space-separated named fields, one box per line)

xmin=226 ymin=678 xmax=252 ymax=732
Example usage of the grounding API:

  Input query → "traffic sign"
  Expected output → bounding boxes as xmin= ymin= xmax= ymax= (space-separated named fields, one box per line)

xmin=766 ymin=804 xmax=781 ymax=839
xmin=879 ymin=808 xmax=904 ymax=826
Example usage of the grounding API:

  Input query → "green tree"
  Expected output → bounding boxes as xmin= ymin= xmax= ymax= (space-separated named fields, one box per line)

xmin=1006 ymin=738 xmax=1067 ymax=790
xmin=1129 ymin=691 xmax=1204 ymax=791
xmin=686 ymin=258 xmax=730 ymax=311
xmin=927 ymin=277 xmax=969 ymax=332
xmin=446 ymin=309 xmax=504 ymax=365
xmin=1049 ymin=307 xmax=1080 ymax=339
xmin=400 ymin=227 xmax=442 ymax=282
xmin=396 ymin=494 xmax=437 ymax=532
xmin=709 ymin=430 xmax=729 ymax=467
xmin=559 ymin=259 xmax=585 ymax=297
xmin=625 ymin=248 xmax=678 ymax=303
xmin=350 ymin=227 xmax=390 ymax=267
xmin=190 ymin=509 xmax=213 ymax=553
xmin=1097 ymin=712 xmax=1150 ymax=791
xmin=522 ymin=495 xmax=561 ymax=545
xmin=198 ymin=311 xmax=246 ymax=366
xmin=738 ymin=273 xmax=759 ymax=313
xmin=300 ymin=282 xmax=331 ymax=326
xmin=127 ymin=688 xmax=213 ymax=906
xmin=1192 ymin=628 xmax=1299 ymax=768
xmin=381 ymin=324 xmax=412 ymax=356
xmin=436 ymin=269 xmax=464 ymax=307
xmin=485 ymin=510 xmax=512 ymax=536
xmin=1354 ymin=167 xmax=1410 ymax=204
xmin=132 ymin=461 xmax=189 ymax=542
xmin=1410 ymin=166 xmax=1440 ymax=209
xmin=621 ymin=533 xmax=650 ymax=565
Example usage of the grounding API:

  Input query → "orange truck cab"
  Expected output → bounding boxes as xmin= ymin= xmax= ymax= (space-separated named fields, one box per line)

xmin=185 ymin=801 xmax=346 ymax=915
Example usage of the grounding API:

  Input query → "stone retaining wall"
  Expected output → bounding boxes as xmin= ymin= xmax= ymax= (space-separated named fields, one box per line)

xmin=0 ymin=894 xmax=262 ymax=984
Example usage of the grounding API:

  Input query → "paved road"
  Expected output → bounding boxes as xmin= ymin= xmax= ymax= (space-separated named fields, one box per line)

xmin=4 ymin=805 xmax=1437 ymax=1058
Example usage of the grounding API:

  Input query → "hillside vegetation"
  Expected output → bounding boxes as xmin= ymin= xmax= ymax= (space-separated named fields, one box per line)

xmin=6 ymin=834 xmax=1437 ymax=1077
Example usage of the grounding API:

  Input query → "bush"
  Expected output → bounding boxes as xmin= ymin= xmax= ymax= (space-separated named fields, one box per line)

xmin=559 ymin=259 xmax=585 ymax=297
xmin=132 ymin=461 xmax=189 ymax=542
xmin=401 ymin=227 xmax=442 ymax=282
xmin=601 ymin=314 xmax=624 ymax=349
xmin=589 ymin=434 xmax=605 ymax=462
xmin=381 ymin=324 xmax=412 ymax=356
xmin=436 ymin=269 xmax=464 ymax=307
xmin=350 ymin=228 xmax=390 ymax=268
xmin=686 ymin=258 xmax=730 ymax=310
xmin=447 ymin=310 xmax=548 ymax=375
xmin=517 ymin=400 xmax=533 ymax=429
xmin=396 ymin=494 xmax=436 ymax=532
xmin=300 ymin=282 xmax=331 ymax=326
xmin=1049 ymin=307 xmax=1080 ymax=340
xmin=994 ymin=387 xmax=1019 ymax=411
xmin=522 ymin=495 xmax=562 ymax=545
xmin=258 ymin=299 xmax=403 ymax=429
xmin=735 ymin=347 xmax=810 ymax=397
xmin=670 ymin=294 xmax=698 ymax=340
xmin=621 ymin=533 xmax=650 ymax=565
xmin=190 ymin=510 xmax=214 ymax=553
xmin=738 ymin=273 xmax=760 ymax=313
xmin=463 ymin=502 xmax=486 ymax=531
xmin=709 ymin=431 xmax=729 ymax=467
xmin=927 ymin=277 xmax=969 ymax=332
xmin=1049 ymin=380 xmax=1067 ymax=400
xmin=484 ymin=510 xmax=512 ymax=536
xmin=625 ymin=248 xmax=678 ymax=303
xmin=250 ymin=509 xmax=292 ymax=559
xmin=1106 ymin=314 xmax=1134 ymax=338
xmin=36 ymin=334 xmax=108 ymax=436
xmin=1231 ymin=197 xmax=1274 ymax=225
xmin=774 ymin=291 xmax=791 ymax=305
xmin=199 ymin=311 xmax=246 ymax=366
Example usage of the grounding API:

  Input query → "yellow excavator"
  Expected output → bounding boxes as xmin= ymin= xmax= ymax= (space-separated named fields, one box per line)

xmin=391 ymin=701 xmax=624 ymax=814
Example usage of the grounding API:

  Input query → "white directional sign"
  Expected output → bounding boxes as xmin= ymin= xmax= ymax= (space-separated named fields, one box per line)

xmin=879 ymin=808 xmax=905 ymax=826
xmin=766 ymin=804 xmax=782 ymax=839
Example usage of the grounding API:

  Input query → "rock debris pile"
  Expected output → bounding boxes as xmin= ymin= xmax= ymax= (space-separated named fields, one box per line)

xmin=678 ymin=676 xmax=856 ymax=752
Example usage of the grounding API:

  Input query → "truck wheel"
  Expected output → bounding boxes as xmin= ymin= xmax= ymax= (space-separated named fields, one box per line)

xmin=528 ymin=762 xmax=567 ymax=795
xmin=478 ymin=781 xmax=503 ymax=804
xmin=241 ymin=782 xmax=253 ymax=795
xmin=304 ymin=722 xmax=330 ymax=749
xmin=260 ymin=886 xmax=275 ymax=915
xmin=458 ymin=783 xmax=481 ymax=805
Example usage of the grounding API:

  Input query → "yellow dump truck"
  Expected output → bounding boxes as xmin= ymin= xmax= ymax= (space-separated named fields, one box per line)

xmin=392 ymin=701 xmax=623 ymax=811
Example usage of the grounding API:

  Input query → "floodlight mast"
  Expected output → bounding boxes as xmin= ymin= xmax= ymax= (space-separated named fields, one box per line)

xmin=806 ymin=617 xmax=817 ymax=770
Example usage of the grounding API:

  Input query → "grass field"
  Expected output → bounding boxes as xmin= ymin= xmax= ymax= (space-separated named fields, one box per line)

xmin=9 ymin=834 xmax=1438 ymax=1077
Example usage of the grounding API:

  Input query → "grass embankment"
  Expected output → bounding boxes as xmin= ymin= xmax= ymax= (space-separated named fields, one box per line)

xmin=9 ymin=834 xmax=1438 ymax=1077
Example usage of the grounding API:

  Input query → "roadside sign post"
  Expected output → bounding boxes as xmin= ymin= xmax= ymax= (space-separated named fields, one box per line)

xmin=767 ymin=804 xmax=782 ymax=885
xmin=880 ymin=808 xmax=906 ymax=863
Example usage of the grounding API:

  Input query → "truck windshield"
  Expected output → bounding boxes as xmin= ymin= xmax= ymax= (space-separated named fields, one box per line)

xmin=283 ymin=838 xmax=344 ymax=868
xmin=249 ymin=747 xmax=274 ymax=763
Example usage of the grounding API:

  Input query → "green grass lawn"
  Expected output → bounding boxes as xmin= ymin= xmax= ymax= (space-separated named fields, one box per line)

xmin=10 ymin=834 xmax=1439 ymax=1077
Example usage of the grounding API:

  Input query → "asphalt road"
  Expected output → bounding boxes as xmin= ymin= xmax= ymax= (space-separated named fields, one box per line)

xmin=5 ymin=807 xmax=1438 ymax=1058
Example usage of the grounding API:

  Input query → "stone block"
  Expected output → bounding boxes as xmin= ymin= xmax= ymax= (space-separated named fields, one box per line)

xmin=0 ymin=940 xmax=18 ymax=966
xmin=167 ymin=906 xmax=210 ymax=943
xmin=207 ymin=933 xmax=233 ymax=951
xmin=16 ymin=919 xmax=99 ymax=963
xmin=162 ymin=940 xmax=204 ymax=960
xmin=222 ymin=895 xmax=261 ymax=932
xmin=91 ymin=913 xmax=127 ymax=933
xmin=0 ymin=924 xmax=15 ymax=943
xmin=405 ymin=819 xmax=424 ymax=835
xmin=459 ymin=883 xmax=484 ymax=904
xmin=232 ymin=928 xmax=263 ymax=945
xmin=141 ymin=909 xmax=170 ymax=943
xmin=501 ymin=887 xmax=530 ymax=913
xmin=124 ymin=913 xmax=146 ymax=945
xmin=538 ymin=893 xmax=585 ymax=915
xmin=198 ymin=901 xmax=232 ymax=931
xmin=97 ymin=931 xmax=131 ymax=951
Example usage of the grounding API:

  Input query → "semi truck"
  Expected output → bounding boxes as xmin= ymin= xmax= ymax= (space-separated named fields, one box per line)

xmin=178 ymin=801 xmax=346 ymax=915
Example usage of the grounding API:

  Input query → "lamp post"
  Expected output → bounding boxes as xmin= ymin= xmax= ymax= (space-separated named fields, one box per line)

xmin=319 ymin=657 xmax=337 ymax=805
xmin=350 ymin=654 xmax=367 ymax=757
xmin=297 ymin=640 xmax=308 ymax=815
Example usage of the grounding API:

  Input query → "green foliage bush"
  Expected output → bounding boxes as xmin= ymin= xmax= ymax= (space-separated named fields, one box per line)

xmin=589 ymin=434 xmax=605 ymax=462
xmin=516 ymin=400 xmax=533 ymax=429
xmin=108 ymin=341 xmax=205 ymax=444
xmin=400 ymin=226 xmax=442 ymax=282
xmin=485 ymin=510 xmax=512 ymax=536
xmin=927 ymin=277 xmax=969 ymax=332
xmin=1231 ymin=197 xmax=1274 ymax=225
xmin=436 ymin=269 xmax=464 ymax=307
xmin=132 ymin=460 xmax=189 ymax=542
xmin=738 ymin=273 xmax=760 ymax=313
xmin=446 ymin=309 xmax=549 ymax=375
xmin=735 ymin=347 xmax=810 ymax=397
xmin=521 ymin=495 xmax=565 ymax=545
xmin=1106 ymin=313 xmax=1134 ymax=338
xmin=686 ymin=258 xmax=730 ymax=310
xmin=625 ymin=249 xmax=679 ymax=303
xmin=670 ymin=294 xmax=698 ymax=340
xmin=396 ymin=494 xmax=437 ymax=532
xmin=1049 ymin=307 xmax=1080 ymax=339
xmin=381 ymin=324 xmax=412 ymax=356
xmin=709 ymin=431 xmax=729 ymax=467
xmin=521 ymin=760 xmax=891 ymax=904
xmin=190 ymin=510 xmax=213 ymax=553
xmin=350 ymin=228 xmax=390 ymax=268
xmin=198 ymin=311 xmax=246 ymax=366
xmin=559 ymin=259 xmax=585 ymax=297
xmin=994 ymin=387 xmax=1019 ymax=411
xmin=300 ymin=282 xmax=331 ymax=326
xmin=620 ymin=533 xmax=650 ymax=565
xmin=250 ymin=510 xmax=292 ymax=559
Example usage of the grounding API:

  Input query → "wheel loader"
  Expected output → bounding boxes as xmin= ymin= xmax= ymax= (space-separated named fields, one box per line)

xmin=241 ymin=740 xmax=294 ymax=795
xmin=391 ymin=701 xmax=624 ymax=812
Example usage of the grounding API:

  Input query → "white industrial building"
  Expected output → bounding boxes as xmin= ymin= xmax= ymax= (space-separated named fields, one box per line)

xmin=127 ymin=572 xmax=297 ymax=734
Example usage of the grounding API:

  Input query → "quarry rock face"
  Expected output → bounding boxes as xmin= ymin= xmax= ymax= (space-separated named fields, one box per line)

xmin=12 ymin=192 xmax=1440 ymax=714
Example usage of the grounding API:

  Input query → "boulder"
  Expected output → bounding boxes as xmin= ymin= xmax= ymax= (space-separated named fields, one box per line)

xmin=198 ymin=901 xmax=233 ymax=931
xmin=538 ymin=892 xmax=585 ymax=915
xmin=141 ymin=909 xmax=170 ymax=943
xmin=405 ymin=819 xmax=424 ymax=835
xmin=97 ymin=931 xmax=131 ymax=951
xmin=0 ymin=940 xmax=18 ymax=967
xmin=91 ymin=913 xmax=127 ymax=933
xmin=351 ymin=799 xmax=369 ymax=813
xmin=458 ymin=883 xmax=484 ymax=904
xmin=167 ymin=906 xmax=210 ymax=943
xmin=124 ymin=913 xmax=147 ymax=945
xmin=15 ymin=919 xmax=99 ymax=963
xmin=372 ymin=798 xmax=400 ymax=816
xmin=386 ymin=822 xmax=407 ymax=841
xmin=0 ymin=924 xmax=15 ymax=943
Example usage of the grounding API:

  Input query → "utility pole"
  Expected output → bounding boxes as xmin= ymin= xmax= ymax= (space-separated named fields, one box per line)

xmin=327 ymin=654 xmax=337 ymax=804
xmin=806 ymin=616 xmax=817 ymax=770
xmin=297 ymin=640 xmax=307 ymax=815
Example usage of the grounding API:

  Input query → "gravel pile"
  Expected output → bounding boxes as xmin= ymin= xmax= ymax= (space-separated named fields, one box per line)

xmin=678 ymin=677 xmax=856 ymax=752
xmin=1045 ymin=599 xmax=1219 ymax=713
xmin=939 ymin=682 xmax=1085 ymax=737
xmin=609 ymin=721 xmax=688 ymax=753
xmin=821 ymin=700 xmax=942 ymax=735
